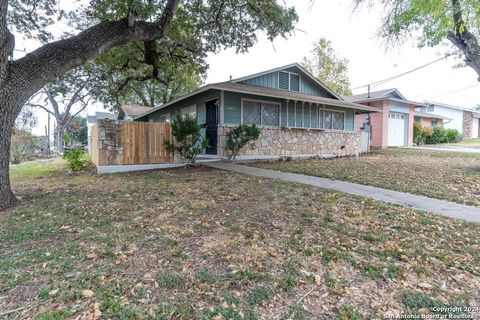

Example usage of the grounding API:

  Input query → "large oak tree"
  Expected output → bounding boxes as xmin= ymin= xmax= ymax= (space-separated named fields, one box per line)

xmin=0 ymin=0 xmax=298 ymax=210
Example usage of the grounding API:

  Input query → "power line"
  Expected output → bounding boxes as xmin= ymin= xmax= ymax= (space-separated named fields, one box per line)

xmin=424 ymin=83 xmax=479 ymax=101
xmin=353 ymin=54 xmax=453 ymax=90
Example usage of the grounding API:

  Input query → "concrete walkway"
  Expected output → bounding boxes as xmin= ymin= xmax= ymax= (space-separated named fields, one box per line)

xmin=204 ymin=161 xmax=480 ymax=222
xmin=406 ymin=146 xmax=480 ymax=154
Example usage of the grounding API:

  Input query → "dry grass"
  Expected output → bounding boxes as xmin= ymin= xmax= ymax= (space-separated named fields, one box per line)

xmin=251 ymin=149 xmax=480 ymax=207
xmin=1 ymin=159 xmax=479 ymax=319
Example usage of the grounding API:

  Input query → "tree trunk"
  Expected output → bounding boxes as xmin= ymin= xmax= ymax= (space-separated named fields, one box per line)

xmin=54 ymin=126 xmax=64 ymax=153
xmin=0 ymin=0 xmax=180 ymax=211
xmin=0 ymin=102 xmax=18 ymax=211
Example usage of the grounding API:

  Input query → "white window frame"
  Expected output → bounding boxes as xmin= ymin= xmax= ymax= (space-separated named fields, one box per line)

xmin=180 ymin=105 xmax=196 ymax=119
xmin=241 ymin=98 xmax=281 ymax=127
xmin=278 ymin=71 xmax=301 ymax=92
xmin=159 ymin=113 xmax=171 ymax=123
xmin=318 ymin=108 xmax=347 ymax=131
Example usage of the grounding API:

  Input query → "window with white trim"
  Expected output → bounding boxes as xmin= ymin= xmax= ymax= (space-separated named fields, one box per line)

xmin=319 ymin=110 xmax=345 ymax=130
xmin=242 ymin=100 xmax=280 ymax=126
xmin=159 ymin=114 xmax=170 ymax=123
xmin=180 ymin=105 xmax=196 ymax=118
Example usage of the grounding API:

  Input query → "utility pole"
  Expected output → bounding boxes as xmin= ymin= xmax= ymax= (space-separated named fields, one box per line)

xmin=47 ymin=113 xmax=51 ymax=154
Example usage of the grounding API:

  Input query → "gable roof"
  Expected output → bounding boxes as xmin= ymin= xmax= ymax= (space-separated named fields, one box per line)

xmin=414 ymin=111 xmax=453 ymax=121
xmin=120 ymin=105 xmax=153 ymax=117
xmin=346 ymin=88 xmax=407 ymax=102
xmin=135 ymin=81 xmax=381 ymax=120
xmin=424 ymin=101 xmax=476 ymax=113
xmin=230 ymin=62 xmax=345 ymax=101
xmin=87 ymin=112 xmax=118 ymax=124
xmin=346 ymin=88 xmax=425 ymax=106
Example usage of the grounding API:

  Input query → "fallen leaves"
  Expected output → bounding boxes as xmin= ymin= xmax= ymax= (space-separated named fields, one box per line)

xmin=81 ymin=289 xmax=94 ymax=299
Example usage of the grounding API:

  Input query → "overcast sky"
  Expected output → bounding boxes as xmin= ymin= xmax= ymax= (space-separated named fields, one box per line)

xmin=15 ymin=1 xmax=479 ymax=135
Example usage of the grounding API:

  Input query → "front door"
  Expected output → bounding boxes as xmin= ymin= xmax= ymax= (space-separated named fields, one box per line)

xmin=205 ymin=99 xmax=218 ymax=155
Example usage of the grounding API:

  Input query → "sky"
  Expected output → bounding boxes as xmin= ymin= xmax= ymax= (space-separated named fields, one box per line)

xmin=13 ymin=1 xmax=480 ymax=136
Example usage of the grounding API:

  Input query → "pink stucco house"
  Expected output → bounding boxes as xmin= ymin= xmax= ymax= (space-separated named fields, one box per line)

xmin=347 ymin=89 xmax=448 ymax=148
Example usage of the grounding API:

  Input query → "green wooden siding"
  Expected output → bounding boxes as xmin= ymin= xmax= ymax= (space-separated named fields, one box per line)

xmin=238 ymin=66 xmax=337 ymax=99
xmin=223 ymin=91 xmax=355 ymax=131
xmin=141 ymin=89 xmax=354 ymax=132
xmin=144 ymin=90 xmax=220 ymax=124
xmin=240 ymin=72 xmax=279 ymax=89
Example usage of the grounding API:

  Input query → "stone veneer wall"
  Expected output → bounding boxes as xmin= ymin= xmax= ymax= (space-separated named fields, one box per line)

xmin=94 ymin=120 xmax=123 ymax=166
xmin=462 ymin=111 xmax=473 ymax=139
xmin=217 ymin=125 xmax=364 ymax=159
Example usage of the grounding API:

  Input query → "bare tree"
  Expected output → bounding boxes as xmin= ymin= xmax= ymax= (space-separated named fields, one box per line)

xmin=28 ymin=68 xmax=93 ymax=152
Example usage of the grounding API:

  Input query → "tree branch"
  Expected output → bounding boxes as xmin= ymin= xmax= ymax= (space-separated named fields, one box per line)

xmin=448 ymin=0 xmax=480 ymax=80
xmin=9 ymin=0 xmax=180 ymax=102
xmin=0 ymin=0 xmax=9 ymax=78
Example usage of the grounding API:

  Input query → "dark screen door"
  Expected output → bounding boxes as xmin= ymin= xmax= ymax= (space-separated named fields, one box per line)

xmin=205 ymin=99 xmax=218 ymax=155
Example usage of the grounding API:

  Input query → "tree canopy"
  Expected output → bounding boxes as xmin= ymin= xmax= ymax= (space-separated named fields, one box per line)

xmin=354 ymin=0 xmax=480 ymax=80
xmin=302 ymin=38 xmax=352 ymax=96
xmin=0 ymin=0 xmax=299 ymax=210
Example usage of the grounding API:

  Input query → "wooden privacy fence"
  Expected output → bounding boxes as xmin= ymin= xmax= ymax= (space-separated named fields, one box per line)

xmin=90 ymin=120 xmax=171 ymax=166
xmin=122 ymin=121 xmax=171 ymax=164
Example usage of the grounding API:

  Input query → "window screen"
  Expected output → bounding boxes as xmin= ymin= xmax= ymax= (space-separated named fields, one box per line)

xmin=319 ymin=110 xmax=345 ymax=130
xmin=243 ymin=101 xmax=262 ymax=125
xmin=262 ymin=103 xmax=280 ymax=126
xmin=290 ymin=74 xmax=300 ymax=92
xmin=279 ymin=72 xmax=289 ymax=90
xmin=242 ymin=100 xmax=280 ymax=126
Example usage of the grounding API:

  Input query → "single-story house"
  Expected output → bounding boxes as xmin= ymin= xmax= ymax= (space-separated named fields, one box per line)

xmin=417 ymin=102 xmax=480 ymax=139
xmin=413 ymin=111 xmax=451 ymax=128
xmin=347 ymin=88 xmax=424 ymax=148
xmin=135 ymin=63 xmax=378 ymax=160
xmin=118 ymin=105 xmax=154 ymax=121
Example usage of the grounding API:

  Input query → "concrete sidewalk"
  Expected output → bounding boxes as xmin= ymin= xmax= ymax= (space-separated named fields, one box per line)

xmin=204 ymin=161 xmax=480 ymax=223
xmin=406 ymin=146 xmax=480 ymax=153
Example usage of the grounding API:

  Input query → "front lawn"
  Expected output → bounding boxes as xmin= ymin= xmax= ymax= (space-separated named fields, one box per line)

xmin=1 ymin=160 xmax=479 ymax=319
xmin=251 ymin=149 xmax=480 ymax=207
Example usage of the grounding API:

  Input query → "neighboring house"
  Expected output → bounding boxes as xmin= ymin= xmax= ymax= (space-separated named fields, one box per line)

xmin=413 ymin=111 xmax=451 ymax=128
xmin=135 ymin=63 xmax=378 ymax=160
xmin=87 ymin=111 xmax=118 ymax=155
xmin=118 ymin=105 xmax=153 ymax=121
xmin=417 ymin=102 xmax=480 ymax=139
xmin=348 ymin=89 xmax=422 ymax=148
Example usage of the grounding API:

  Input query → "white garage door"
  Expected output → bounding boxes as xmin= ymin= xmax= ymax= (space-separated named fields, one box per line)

xmin=473 ymin=118 xmax=479 ymax=139
xmin=388 ymin=112 xmax=406 ymax=146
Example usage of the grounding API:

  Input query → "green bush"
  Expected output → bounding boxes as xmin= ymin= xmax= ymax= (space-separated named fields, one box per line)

xmin=413 ymin=122 xmax=424 ymax=145
xmin=425 ymin=127 xmax=461 ymax=144
xmin=63 ymin=147 xmax=90 ymax=171
xmin=446 ymin=128 xmax=462 ymax=143
xmin=165 ymin=113 xmax=208 ymax=164
xmin=413 ymin=122 xmax=433 ymax=145
xmin=225 ymin=124 xmax=261 ymax=159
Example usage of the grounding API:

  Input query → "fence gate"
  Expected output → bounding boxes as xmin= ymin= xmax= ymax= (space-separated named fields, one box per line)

xmin=360 ymin=131 xmax=371 ymax=153
xmin=122 ymin=122 xmax=171 ymax=164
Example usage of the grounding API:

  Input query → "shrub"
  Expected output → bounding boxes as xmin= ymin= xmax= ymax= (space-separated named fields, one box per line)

xmin=165 ymin=113 xmax=208 ymax=164
xmin=413 ymin=122 xmax=433 ymax=145
xmin=225 ymin=124 xmax=261 ymax=160
xmin=63 ymin=147 xmax=90 ymax=171
xmin=10 ymin=128 xmax=37 ymax=164
xmin=413 ymin=122 xmax=424 ymax=145
xmin=427 ymin=126 xmax=448 ymax=144
xmin=425 ymin=127 xmax=461 ymax=144
xmin=445 ymin=128 xmax=461 ymax=143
